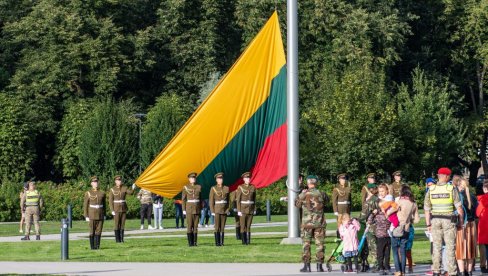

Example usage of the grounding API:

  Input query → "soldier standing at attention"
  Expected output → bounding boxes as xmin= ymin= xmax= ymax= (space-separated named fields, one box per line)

xmin=108 ymin=175 xmax=135 ymax=243
xmin=21 ymin=181 xmax=43 ymax=241
xmin=230 ymin=190 xmax=241 ymax=240
xmin=361 ymin=173 xmax=376 ymax=206
xmin=182 ymin=172 xmax=202 ymax=246
xmin=424 ymin=167 xmax=464 ymax=276
xmin=236 ymin=172 xmax=256 ymax=245
xmin=209 ymin=172 xmax=230 ymax=246
xmin=332 ymin=173 xmax=351 ymax=238
xmin=83 ymin=176 xmax=106 ymax=250
xmin=389 ymin=171 xmax=404 ymax=199
xmin=137 ymin=188 xmax=154 ymax=230
xmin=359 ymin=182 xmax=380 ymax=272
xmin=295 ymin=175 xmax=328 ymax=273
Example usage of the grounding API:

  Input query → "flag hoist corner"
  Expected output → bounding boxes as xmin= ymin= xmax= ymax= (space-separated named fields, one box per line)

xmin=135 ymin=11 xmax=287 ymax=199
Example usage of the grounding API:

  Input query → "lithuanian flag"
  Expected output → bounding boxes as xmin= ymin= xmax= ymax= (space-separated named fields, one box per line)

xmin=135 ymin=12 xmax=286 ymax=198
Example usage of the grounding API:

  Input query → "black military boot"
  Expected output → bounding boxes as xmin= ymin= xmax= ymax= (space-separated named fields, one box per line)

xmin=120 ymin=229 xmax=125 ymax=242
xmin=36 ymin=235 xmax=40 ymax=240
xmin=300 ymin=263 xmax=311 ymax=272
xmin=94 ymin=235 xmax=101 ymax=249
xmin=242 ymin=232 xmax=247 ymax=244
xmin=114 ymin=230 xmax=120 ymax=243
xmin=236 ymin=227 xmax=241 ymax=240
xmin=187 ymin=233 xmax=193 ymax=247
xmin=220 ymin=232 xmax=225 ymax=246
xmin=246 ymin=232 xmax=251 ymax=245
xmin=89 ymin=235 xmax=94 ymax=249
xmin=193 ymin=233 xmax=198 ymax=246
xmin=317 ymin=263 xmax=324 ymax=272
xmin=214 ymin=232 xmax=219 ymax=246
xmin=21 ymin=235 xmax=30 ymax=241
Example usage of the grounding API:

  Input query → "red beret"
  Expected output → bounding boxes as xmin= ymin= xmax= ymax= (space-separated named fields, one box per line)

xmin=437 ymin=167 xmax=452 ymax=175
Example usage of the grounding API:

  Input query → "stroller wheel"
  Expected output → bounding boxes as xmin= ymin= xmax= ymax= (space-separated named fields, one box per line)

xmin=326 ymin=263 xmax=332 ymax=272
xmin=341 ymin=264 xmax=346 ymax=272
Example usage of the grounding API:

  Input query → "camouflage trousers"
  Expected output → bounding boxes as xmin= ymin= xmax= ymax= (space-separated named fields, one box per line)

xmin=366 ymin=230 xmax=377 ymax=266
xmin=301 ymin=227 xmax=325 ymax=263
xmin=431 ymin=218 xmax=457 ymax=275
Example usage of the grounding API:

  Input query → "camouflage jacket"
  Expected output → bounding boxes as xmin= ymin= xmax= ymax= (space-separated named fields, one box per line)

xmin=295 ymin=188 xmax=328 ymax=229
xmin=359 ymin=195 xmax=380 ymax=231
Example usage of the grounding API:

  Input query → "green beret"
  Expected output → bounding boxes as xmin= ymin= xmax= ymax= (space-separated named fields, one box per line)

xmin=306 ymin=175 xmax=318 ymax=180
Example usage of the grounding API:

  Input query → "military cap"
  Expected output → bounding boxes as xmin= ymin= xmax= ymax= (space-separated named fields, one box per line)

xmin=241 ymin=172 xmax=251 ymax=178
xmin=306 ymin=175 xmax=318 ymax=180
xmin=90 ymin=176 xmax=99 ymax=182
xmin=367 ymin=183 xmax=377 ymax=189
xmin=214 ymin=172 xmax=224 ymax=179
xmin=114 ymin=175 xmax=122 ymax=181
xmin=392 ymin=171 xmax=402 ymax=176
xmin=187 ymin=172 xmax=197 ymax=178
xmin=366 ymin=173 xmax=376 ymax=179
xmin=437 ymin=167 xmax=452 ymax=175
xmin=337 ymin=173 xmax=347 ymax=180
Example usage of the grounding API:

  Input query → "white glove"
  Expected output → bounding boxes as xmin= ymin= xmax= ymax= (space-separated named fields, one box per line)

xmin=253 ymin=210 xmax=256 ymax=215
xmin=211 ymin=213 xmax=215 ymax=216
xmin=227 ymin=212 xmax=230 ymax=216
xmin=183 ymin=211 xmax=186 ymax=215
xmin=132 ymin=183 xmax=136 ymax=189
xmin=85 ymin=217 xmax=89 ymax=222
xmin=238 ymin=211 xmax=242 ymax=216
xmin=233 ymin=208 xmax=237 ymax=212
xmin=112 ymin=211 xmax=115 ymax=216
xmin=334 ymin=212 xmax=339 ymax=216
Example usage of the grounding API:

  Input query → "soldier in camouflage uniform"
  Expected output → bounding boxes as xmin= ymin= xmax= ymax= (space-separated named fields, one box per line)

xmin=359 ymin=182 xmax=380 ymax=272
xmin=295 ymin=175 xmax=328 ymax=273
xmin=424 ymin=167 xmax=464 ymax=276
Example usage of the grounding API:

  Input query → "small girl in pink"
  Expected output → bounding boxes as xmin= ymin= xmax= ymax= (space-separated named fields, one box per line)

xmin=339 ymin=213 xmax=360 ymax=273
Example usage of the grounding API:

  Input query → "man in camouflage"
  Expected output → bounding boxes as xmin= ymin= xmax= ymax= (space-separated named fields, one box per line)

xmin=359 ymin=182 xmax=380 ymax=272
xmin=424 ymin=167 xmax=464 ymax=276
xmin=295 ymin=175 xmax=328 ymax=273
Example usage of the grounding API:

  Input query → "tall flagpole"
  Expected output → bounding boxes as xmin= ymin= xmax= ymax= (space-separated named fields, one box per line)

xmin=281 ymin=0 xmax=301 ymax=244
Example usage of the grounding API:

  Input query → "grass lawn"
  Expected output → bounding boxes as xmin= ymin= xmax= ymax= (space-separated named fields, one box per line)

xmin=0 ymin=233 xmax=433 ymax=263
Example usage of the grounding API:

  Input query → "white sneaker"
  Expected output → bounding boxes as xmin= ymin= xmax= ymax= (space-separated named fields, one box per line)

xmin=148 ymin=225 xmax=155 ymax=230
xmin=19 ymin=229 xmax=23 ymax=233
xmin=140 ymin=225 xmax=144 ymax=230
xmin=198 ymin=224 xmax=203 ymax=228
xmin=204 ymin=224 xmax=208 ymax=228
xmin=158 ymin=226 xmax=163 ymax=230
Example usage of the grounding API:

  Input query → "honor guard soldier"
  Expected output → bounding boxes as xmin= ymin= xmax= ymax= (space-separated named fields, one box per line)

xmin=83 ymin=176 xmax=106 ymax=250
xmin=389 ymin=170 xmax=404 ymax=199
xmin=359 ymin=182 xmax=380 ymax=272
xmin=182 ymin=172 xmax=202 ymax=246
xmin=230 ymin=190 xmax=241 ymax=240
xmin=332 ymin=173 xmax=351 ymax=237
xmin=209 ymin=172 xmax=230 ymax=246
xmin=236 ymin=172 xmax=256 ymax=245
xmin=109 ymin=175 xmax=135 ymax=243
xmin=424 ymin=167 xmax=464 ymax=276
xmin=295 ymin=175 xmax=328 ymax=272
xmin=21 ymin=181 xmax=43 ymax=241
xmin=361 ymin=173 xmax=377 ymax=206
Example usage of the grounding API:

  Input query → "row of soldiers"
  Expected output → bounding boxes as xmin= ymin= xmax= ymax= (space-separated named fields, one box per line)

xmin=181 ymin=171 xmax=256 ymax=247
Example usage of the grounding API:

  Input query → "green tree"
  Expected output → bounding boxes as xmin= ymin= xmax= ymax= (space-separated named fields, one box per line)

xmin=396 ymin=68 xmax=465 ymax=178
xmin=78 ymin=98 xmax=138 ymax=183
xmin=141 ymin=93 xmax=192 ymax=169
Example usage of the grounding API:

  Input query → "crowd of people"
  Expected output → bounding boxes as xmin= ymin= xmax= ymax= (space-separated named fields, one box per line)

xmin=297 ymin=168 xmax=488 ymax=276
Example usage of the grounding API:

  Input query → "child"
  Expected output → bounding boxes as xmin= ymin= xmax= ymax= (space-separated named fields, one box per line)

xmin=380 ymin=194 xmax=399 ymax=230
xmin=339 ymin=213 xmax=360 ymax=273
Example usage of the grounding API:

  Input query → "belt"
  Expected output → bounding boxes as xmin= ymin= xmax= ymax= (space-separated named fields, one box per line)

xmin=241 ymin=200 xmax=254 ymax=204
xmin=431 ymin=215 xmax=454 ymax=219
xmin=89 ymin=204 xmax=104 ymax=209
xmin=337 ymin=201 xmax=350 ymax=205
xmin=187 ymin=199 xmax=200 ymax=203
xmin=215 ymin=200 xmax=227 ymax=204
xmin=25 ymin=204 xmax=39 ymax=207
xmin=113 ymin=200 xmax=126 ymax=203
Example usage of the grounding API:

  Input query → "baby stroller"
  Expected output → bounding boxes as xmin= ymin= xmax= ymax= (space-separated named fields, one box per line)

xmin=357 ymin=224 xmax=370 ymax=272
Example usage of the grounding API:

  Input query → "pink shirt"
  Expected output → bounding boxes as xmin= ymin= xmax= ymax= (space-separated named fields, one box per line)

xmin=339 ymin=219 xmax=360 ymax=252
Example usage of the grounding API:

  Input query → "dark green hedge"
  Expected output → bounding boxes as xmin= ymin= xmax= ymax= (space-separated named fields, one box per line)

xmin=0 ymin=180 xmax=427 ymax=222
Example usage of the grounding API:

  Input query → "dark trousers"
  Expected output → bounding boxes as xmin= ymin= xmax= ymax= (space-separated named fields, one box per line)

xmin=114 ymin=212 xmax=126 ymax=230
xmin=376 ymin=237 xmax=391 ymax=270
xmin=140 ymin=204 xmax=152 ymax=225
xmin=175 ymin=203 xmax=184 ymax=227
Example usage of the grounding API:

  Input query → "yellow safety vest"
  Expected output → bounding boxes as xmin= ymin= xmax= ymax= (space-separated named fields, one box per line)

xmin=25 ymin=190 xmax=40 ymax=206
xmin=429 ymin=184 xmax=454 ymax=214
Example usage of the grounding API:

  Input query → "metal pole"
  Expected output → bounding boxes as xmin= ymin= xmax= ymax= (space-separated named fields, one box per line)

xmin=67 ymin=204 xmax=72 ymax=229
xmin=266 ymin=199 xmax=271 ymax=222
xmin=61 ymin=218 xmax=69 ymax=260
xmin=139 ymin=118 xmax=142 ymax=174
xmin=281 ymin=0 xmax=301 ymax=245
